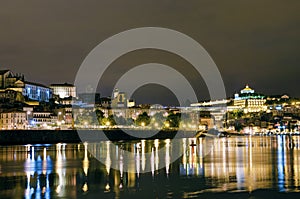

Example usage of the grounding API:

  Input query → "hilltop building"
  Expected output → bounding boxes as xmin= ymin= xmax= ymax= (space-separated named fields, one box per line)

xmin=50 ymin=83 xmax=76 ymax=99
xmin=0 ymin=70 xmax=22 ymax=88
xmin=0 ymin=70 xmax=52 ymax=102
xmin=234 ymin=84 xmax=266 ymax=113
xmin=23 ymin=81 xmax=52 ymax=102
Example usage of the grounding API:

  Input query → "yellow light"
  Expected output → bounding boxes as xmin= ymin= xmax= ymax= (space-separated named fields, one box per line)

xmin=165 ymin=122 xmax=170 ymax=128
xmin=82 ymin=183 xmax=88 ymax=192
xmin=105 ymin=183 xmax=110 ymax=191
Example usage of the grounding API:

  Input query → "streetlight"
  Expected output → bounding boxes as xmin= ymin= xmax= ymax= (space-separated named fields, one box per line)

xmin=165 ymin=122 xmax=170 ymax=128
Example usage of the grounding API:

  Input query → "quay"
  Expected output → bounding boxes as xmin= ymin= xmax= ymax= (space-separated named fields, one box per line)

xmin=0 ymin=129 xmax=198 ymax=145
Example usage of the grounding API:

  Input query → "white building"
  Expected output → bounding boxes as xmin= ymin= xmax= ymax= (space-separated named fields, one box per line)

xmin=50 ymin=83 xmax=76 ymax=99
xmin=234 ymin=84 xmax=266 ymax=113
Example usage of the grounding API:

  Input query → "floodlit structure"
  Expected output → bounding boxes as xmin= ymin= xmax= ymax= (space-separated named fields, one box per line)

xmin=234 ymin=84 xmax=266 ymax=113
xmin=0 ymin=111 xmax=27 ymax=129
xmin=50 ymin=83 xmax=76 ymax=99
xmin=0 ymin=70 xmax=52 ymax=102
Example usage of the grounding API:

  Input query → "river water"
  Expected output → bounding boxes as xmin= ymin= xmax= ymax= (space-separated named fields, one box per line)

xmin=1 ymin=136 xmax=300 ymax=198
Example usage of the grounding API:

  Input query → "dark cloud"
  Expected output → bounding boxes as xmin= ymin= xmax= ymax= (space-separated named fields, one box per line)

xmin=0 ymin=0 xmax=299 ymax=103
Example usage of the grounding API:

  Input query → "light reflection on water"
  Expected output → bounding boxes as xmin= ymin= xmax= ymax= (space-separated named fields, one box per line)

xmin=0 ymin=136 xmax=300 ymax=198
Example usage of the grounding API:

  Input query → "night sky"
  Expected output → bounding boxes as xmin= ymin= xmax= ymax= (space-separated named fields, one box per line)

xmin=0 ymin=0 xmax=299 ymax=105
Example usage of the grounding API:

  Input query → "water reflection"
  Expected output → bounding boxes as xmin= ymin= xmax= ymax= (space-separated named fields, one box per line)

xmin=24 ymin=145 xmax=52 ymax=199
xmin=0 ymin=136 xmax=300 ymax=198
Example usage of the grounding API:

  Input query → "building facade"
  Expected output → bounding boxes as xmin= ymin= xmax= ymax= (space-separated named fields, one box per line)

xmin=0 ymin=70 xmax=52 ymax=102
xmin=50 ymin=83 xmax=76 ymax=99
xmin=0 ymin=70 xmax=21 ymax=89
xmin=0 ymin=111 xmax=27 ymax=129
xmin=23 ymin=82 xmax=52 ymax=102
xmin=234 ymin=85 xmax=266 ymax=113
xmin=0 ymin=89 xmax=25 ymax=103
xmin=32 ymin=112 xmax=53 ymax=128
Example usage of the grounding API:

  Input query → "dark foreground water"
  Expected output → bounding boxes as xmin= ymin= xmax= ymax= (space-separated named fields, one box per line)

xmin=1 ymin=136 xmax=300 ymax=198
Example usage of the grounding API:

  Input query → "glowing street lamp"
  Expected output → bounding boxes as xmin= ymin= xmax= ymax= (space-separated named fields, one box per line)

xmin=56 ymin=111 xmax=62 ymax=124
xmin=105 ymin=183 xmax=110 ymax=191
xmin=165 ymin=122 xmax=170 ymax=128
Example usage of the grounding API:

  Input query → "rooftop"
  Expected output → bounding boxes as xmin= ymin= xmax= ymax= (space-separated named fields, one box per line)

xmin=241 ymin=84 xmax=255 ymax=94
xmin=50 ymin=82 xmax=75 ymax=87
xmin=25 ymin=81 xmax=50 ymax=89
xmin=243 ymin=84 xmax=253 ymax=91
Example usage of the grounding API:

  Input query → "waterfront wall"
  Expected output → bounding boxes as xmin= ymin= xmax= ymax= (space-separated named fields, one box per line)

xmin=0 ymin=129 xmax=197 ymax=145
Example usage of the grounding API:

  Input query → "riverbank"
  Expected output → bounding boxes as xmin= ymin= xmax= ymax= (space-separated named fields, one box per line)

xmin=0 ymin=129 xmax=198 ymax=145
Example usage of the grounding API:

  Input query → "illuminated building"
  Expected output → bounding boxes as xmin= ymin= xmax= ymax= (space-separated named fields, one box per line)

xmin=0 ymin=70 xmax=52 ymax=102
xmin=50 ymin=83 xmax=76 ymax=99
xmin=32 ymin=112 xmax=53 ymax=128
xmin=127 ymin=99 xmax=135 ymax=108
xmin=56 ymin=106 xmax=73 ymax=126
xmin=0 ymin=111 xmax=27 ymax=129
xmin=240 ymin=84 xmax=254 ymax=94
xmin=234 ymin=84 xmax=266 ymax=113
xmin=23 ymin=81 xmax=52 ymax=102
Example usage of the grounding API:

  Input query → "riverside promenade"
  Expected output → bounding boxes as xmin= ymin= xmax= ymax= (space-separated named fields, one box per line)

xmin=0 ymin=129 xmax=198 ymax=145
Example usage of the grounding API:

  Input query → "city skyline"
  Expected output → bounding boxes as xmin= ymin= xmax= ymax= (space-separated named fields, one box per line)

xmin=0 ymin=0 xmax=299 ymax=103
xmin=1 ymin=2 xmax=300 ymax=198
xmin=0 ymin=67 xmax=296 ymax=104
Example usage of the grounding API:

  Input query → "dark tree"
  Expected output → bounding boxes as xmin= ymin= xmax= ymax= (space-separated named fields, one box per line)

xmin=135 ymin=112 xmax=150 ymax=126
